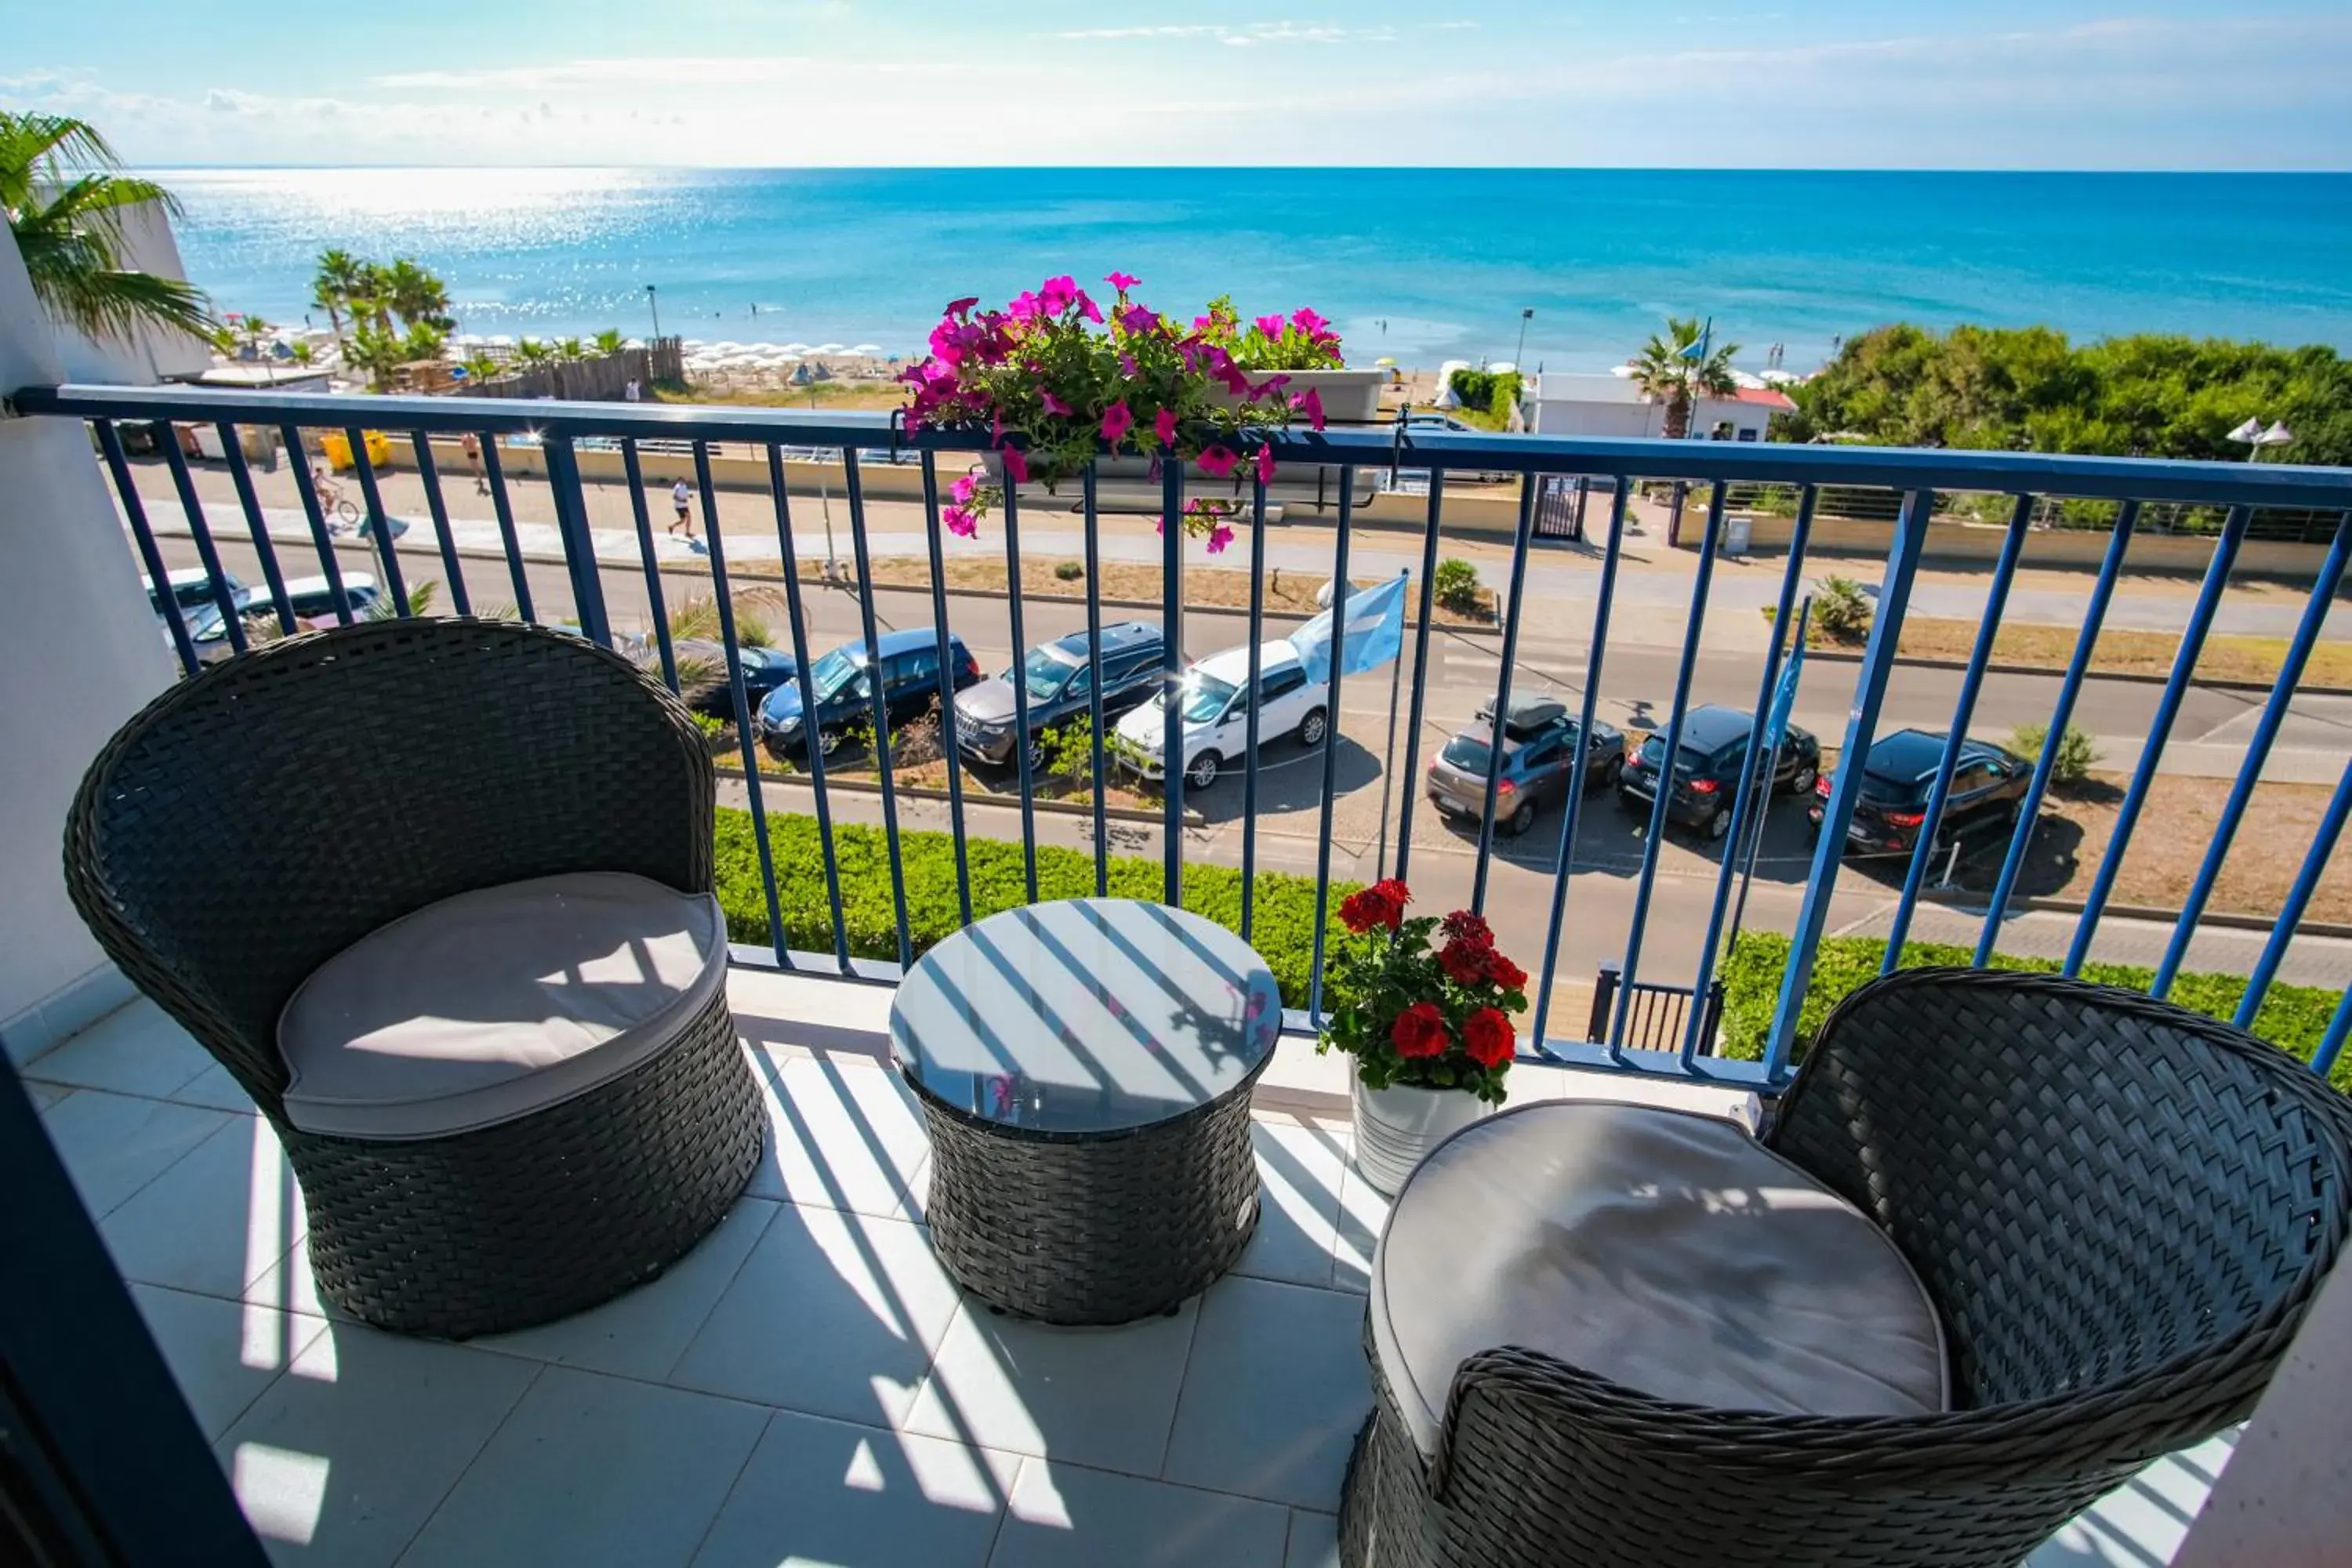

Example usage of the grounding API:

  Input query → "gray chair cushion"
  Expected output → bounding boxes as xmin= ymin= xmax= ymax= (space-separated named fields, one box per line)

xmin=278 ymin=872 xmax=726 ymax=1140
xmin=1370 ymin=1100 xmax=1948 ymax=1456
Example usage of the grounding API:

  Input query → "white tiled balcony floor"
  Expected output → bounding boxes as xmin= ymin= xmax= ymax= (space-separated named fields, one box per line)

xmin=23 ymin=969 xmax=2227 ymax=1568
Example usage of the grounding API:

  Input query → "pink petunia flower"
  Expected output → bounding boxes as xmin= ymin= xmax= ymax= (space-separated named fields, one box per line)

xmin=1120 ymin=304 xmax=1160 ymax=336
xmin=1253 ymin=314 xmax=1287 ymax=339
xmin=1256 ymin=444 xmax=1277 ymax=485
xmin=1040 ymin=390 xmax=1073 ymax=417
xmin=1105 ymin=270 xmax=1140 ymax=292
xmin=1077 ymin=290 xmax=1105 ymax=325
xmin=1290 ymin=306 xmax=1329 ymax=336
xmin=1007 ymin=290 xmax=1042 ymax=322
xmin=1102 ymin=401 xmax=1134 ymax=446
xmin=1119 ymin=351 xmax=1139 ymax=377
xmin=946 ymin=296 xmax=980 ymax=318
xmin=1196 ymin=445 xmax=1240 ymax=479
xmin=1002 ymin=446 xmax=1031 ymax=485
xmin=1207 ymin=524 xmax=1236 ymax=554
xmin=1154 ymin=407 xmax=1177 ymax=448
xmin=950 ymin=472 xmax=980 ymax=505
xmin=942 ymin=504 xmax=978 ymax=538
xmin=1039 ymin=275 xmax=1079 ymax=315
xmin=1294 ymin=387 xmax=1327 ymax=430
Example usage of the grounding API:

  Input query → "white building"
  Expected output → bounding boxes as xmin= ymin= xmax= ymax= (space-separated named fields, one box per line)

xmin=1524 ymin=372 xmax=1794 ymax=443
xmin=44 ymin=198 xmax=210 ymax=386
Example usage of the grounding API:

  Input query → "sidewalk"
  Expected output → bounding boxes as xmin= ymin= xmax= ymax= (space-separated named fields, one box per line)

xmin=131 ymin=474 xmax=2342 ymax=648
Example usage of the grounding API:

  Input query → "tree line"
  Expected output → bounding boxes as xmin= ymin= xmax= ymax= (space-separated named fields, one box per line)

xmin=1772 ymin=322 xmax=2352 ymax=469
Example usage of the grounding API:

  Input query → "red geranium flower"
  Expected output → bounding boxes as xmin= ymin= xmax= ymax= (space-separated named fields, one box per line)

xmin=1437 ymin=940 xmax=1490 ymax=985
xmin=1391 ymin=1001 xmax=1450 ymax=1058
xmin=1462 ymin=1007 xmax=1515 ymax=1068
xmin=1484 ymin=953 xmax=1528 ymax=993
xmin=1440 ymin=910 xmax=1493 ymax=948
xmin=1339 ymin=877 xmax=1411 ymax=934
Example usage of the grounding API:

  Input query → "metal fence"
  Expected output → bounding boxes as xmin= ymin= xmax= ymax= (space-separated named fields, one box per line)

xmin=16 ymin=380 xmax=2352 ymax=1087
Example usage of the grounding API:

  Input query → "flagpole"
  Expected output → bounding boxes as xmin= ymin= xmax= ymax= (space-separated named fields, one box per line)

xmin=1727 ymin=593 xmax=1807 ymax=961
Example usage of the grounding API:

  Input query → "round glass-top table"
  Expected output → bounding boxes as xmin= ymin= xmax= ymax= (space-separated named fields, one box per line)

xmin=891 ymin=898 xmax=1282 ymax=1323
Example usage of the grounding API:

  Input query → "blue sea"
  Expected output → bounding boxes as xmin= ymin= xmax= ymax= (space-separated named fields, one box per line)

xmin=158 ymin=168 xmax=2352 ymax=372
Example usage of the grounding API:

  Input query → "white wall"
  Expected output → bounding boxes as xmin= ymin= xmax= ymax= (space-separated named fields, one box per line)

xmin=46 ymin=199 xmax=210 ymax=387
xmin=1529 ymin=392 xmax=1775 ymax=442
xmin=0 ymin=228 xmax=177 ymax=1059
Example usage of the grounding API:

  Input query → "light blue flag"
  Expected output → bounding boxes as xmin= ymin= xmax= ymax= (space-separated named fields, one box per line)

xmin=1287 ymin=572 xmax=1408 ymax=683
xmin=1764 ymin=624 xmax=1806 ymax=748
xmin=1679 ymin=316 xmax=1713 ymax=363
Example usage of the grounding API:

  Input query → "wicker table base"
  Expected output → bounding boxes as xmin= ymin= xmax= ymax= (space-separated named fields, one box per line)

xmin=914 ymin=1075 xmax=1265 ymax=1325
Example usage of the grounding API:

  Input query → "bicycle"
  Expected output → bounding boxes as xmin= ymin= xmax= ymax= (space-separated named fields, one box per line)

xmin=310 ymin=466 xmax=362 ymax=532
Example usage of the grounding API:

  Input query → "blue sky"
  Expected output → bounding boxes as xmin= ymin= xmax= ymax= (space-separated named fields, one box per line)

xmin=5 ymin=2 xmax=2349 ymax=167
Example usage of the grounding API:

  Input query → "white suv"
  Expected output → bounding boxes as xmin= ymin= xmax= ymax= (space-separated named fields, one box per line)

xmin=1114 ymin=641 xmax=1329 ymax=790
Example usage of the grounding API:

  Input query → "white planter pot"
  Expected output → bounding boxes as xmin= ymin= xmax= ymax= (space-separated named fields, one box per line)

xmin=1351 ymin=1076 xmax=1491 ymax=1198
xmin=1212 ymin=367 xmax=1388 ymax=425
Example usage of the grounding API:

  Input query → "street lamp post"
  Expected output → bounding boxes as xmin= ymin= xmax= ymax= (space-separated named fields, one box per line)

xmin=1515 ymin=307 xmax=1533 ymax=367
xmin=644 ymin=285 xmax=662 ymax=340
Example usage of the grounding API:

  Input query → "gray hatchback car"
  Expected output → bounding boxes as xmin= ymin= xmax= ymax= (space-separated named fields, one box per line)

xmin=1425 ymin=692 xmax=1625 ymax=837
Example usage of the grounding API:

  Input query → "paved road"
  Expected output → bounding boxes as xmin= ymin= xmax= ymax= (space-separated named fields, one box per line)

xmin=154 ymin=529 xmax=2352 ymax=1007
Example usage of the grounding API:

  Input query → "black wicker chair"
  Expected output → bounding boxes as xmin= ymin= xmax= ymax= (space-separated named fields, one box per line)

xmin=1341 ymin=966 xmax=2352 ymax=1568
xmin=64 ymin=619 xmax=762 ymax=1338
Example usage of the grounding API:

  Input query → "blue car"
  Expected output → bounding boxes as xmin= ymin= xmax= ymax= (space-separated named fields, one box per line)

xmin=757 ymin=627 xmax=982 ymax=757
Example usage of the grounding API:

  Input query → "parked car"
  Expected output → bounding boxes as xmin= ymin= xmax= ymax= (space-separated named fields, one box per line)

xmin=1808 ymin=728 xmax=2029 ymax=858
xmin=188 ymin=574 xmax=383 ymax=661
xmin=1114 ymin=640 xmax=1327 ymax=791
xmin=954 ymin=621 xmax=1165 ymax=768
xmin=1425 ymin=691 xmax=1624 ymax=837
xmin=144 ymin=567 xmax=243 ymax=622
xmin=1616 ymin=704 xmax=1820 ymax=840
xmin=666 ymin=637 xmax=800 ymax=719
xmin=756 ymin=626 xmax=981 ymax=757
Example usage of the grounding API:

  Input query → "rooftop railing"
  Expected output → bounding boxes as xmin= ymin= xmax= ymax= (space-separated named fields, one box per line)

xmin=15 ymin=380 xmax=2352 ymax=1087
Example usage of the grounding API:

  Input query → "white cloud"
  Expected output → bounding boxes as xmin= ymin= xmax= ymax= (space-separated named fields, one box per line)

xmin=375 ymin=56 xmax=818 ymax=90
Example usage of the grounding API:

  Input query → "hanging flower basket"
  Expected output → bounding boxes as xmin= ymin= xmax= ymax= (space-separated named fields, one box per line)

xmin=899 ymin=275 xmax=1345 ymax=554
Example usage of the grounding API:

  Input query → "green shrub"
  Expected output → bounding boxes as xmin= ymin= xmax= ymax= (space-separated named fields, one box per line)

xmin=2007 ymin=721 xmax=2102 ymax=786
xmin=1433 ymin=557 xmax=1483 ymax=615
xmin=1054 ymin=559 xmax=1085 ymax=582
xmin=1717 ymin=931 xmax=2348 ymax=1092
xmin=712 ymin=807 xmax=1354 ymax=1007
xmin=1443 ymin=368 xmax=1524 ymax=431
xmin=1811 ymin=575 xmax=1872 ymax=641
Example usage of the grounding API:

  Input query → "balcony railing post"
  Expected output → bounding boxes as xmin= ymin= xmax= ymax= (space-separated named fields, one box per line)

xmin=1763 ymin=488 xmax=1935 ymax=1078
xmin=1160 ymin=459 xmax=1184 ymax=906
xmin=543 ymin=434 xmax=611 ymax=646
xmin=1588 ymin=961 xmax=1621 ymax=1044
xmin=1306 ymin=469 xmax=1356 ymax=1025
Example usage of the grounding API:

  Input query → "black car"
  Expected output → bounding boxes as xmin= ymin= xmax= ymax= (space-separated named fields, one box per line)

xmin=1617 ymin=703 xmax=1821 ymax=839
xmin=756 ymin=627 xmax=982 ymax=757
xmin=1809 ymin=728 xmax=2030 ymax=858
xmin=1425 ymin=692 xmax=1624 ymax=837
xmin=667 ymin=637 xmax=800 ymax=719
xmin=954 ymin=621 xmax=1166 ymax=767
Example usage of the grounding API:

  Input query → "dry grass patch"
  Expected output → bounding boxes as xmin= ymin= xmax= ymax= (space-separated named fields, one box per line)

xmin=1789 ymin=613 xmax=2352 ymax=687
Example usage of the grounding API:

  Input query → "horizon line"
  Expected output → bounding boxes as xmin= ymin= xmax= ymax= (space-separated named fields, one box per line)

xmin=130 ymin=162 xmax=2352 ymax=176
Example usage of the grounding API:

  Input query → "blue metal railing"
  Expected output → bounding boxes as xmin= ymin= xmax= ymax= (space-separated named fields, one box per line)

xmin=17 ymin=380 xmax=2352 ymax=1090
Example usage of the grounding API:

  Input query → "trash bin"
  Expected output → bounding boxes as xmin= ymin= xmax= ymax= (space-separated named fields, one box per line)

xmin=321 ymin=430 xmax=394 ymax=472
xmin=1722 ymin=513 xmax=1755 ymax=557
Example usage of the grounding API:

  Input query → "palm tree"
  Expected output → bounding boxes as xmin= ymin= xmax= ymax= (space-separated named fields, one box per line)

xmin=459 ymin=350 xmax=503 ymax=383
xmin=593 ymin=327 xmax=626 ymax=355
xmin=514 ymin=337 xmax=554 ymax=367
xmin=311 ymin=248 xmax=365 ymax=344
xmin=1629 ymin=316 xmax=1741 ymax=439
xmin=554 ymin=336 xmax=586 ymax=361
xmin=1 ymin=111 xmax=213 ymax=343
xmin=381 ymin=257 xmax=452 ymax=332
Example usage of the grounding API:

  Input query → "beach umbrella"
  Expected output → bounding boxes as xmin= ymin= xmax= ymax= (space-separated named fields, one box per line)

xmin=1374 ymin=356 xmax=1397 ymax=367
xmin=813 ymin=343 xmax=847 ymax=355
xmin=850 ymin=343 xmax=883 ymax=356
xmin=488 ymin=335 xmax=514 ymax=347
xmin=780 ymin=342 xmax=811 ymax=354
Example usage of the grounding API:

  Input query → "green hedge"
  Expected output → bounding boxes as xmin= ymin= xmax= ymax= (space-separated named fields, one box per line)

xmin=713 ymin=808 xmax=1355 ymax=1007
xmin=1719 ymin=931 xmax=2347 ymax=1091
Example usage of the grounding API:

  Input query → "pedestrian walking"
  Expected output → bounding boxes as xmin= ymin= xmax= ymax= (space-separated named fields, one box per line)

xmin=461 ymin=432 xmax=488 ymax=495
xmin=669 ymin=476 xmax=695 ymax=539
xmin=623 ymin=378 xmax=641 ymax=403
